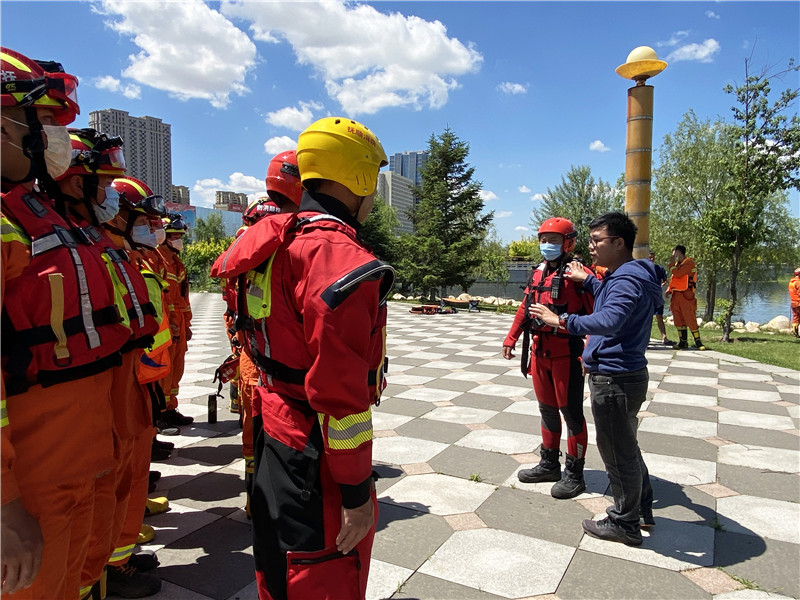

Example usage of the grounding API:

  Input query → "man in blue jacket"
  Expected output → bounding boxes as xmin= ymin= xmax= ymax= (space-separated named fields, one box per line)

xmin=529 ymin=212 xmax=663 ymax=547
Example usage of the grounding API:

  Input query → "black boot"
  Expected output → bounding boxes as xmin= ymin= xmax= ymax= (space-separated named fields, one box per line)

xmin=690 ymin=329 xmax=706 ymax=350
xmin=517 ymin=447 xmax=561 ymax=483
xmin=672 ymin=328 xmax=688 ymax=349
xmin=550 ymin=454 xmax=586 ymax=499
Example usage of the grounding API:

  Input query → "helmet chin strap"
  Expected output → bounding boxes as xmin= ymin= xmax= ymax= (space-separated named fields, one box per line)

xmin=20 ymin=106 xmax=66 ymax=216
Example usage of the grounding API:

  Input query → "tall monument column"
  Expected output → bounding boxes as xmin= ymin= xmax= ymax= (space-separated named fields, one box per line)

xmin=615 ymin=47 xmax=667 ymax=259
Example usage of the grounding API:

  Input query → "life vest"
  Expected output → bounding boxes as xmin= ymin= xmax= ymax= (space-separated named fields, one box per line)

xmin=1 ymin=188 xmax=131 ymax=395
xmin=789 ymin=277 xmax=800 ymax=305
xmin=668 ymin=259 xmax=697 ymax=293
xmin=85 ymin=226 xmax=159 ymax=351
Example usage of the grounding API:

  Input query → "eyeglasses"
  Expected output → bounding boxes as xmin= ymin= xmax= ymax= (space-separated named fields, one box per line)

xmin=587 ymin=235 xmax=620 ymax=247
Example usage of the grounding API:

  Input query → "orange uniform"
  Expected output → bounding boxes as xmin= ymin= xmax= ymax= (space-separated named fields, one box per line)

xmin=668 ymin=257 xmax=699 ymax=330
xmin=789 ymin=275 xmax=800 ymax=330
xmin=157 ymin=245 xmax=191 ymax=410
xmin=2 ymin=190 xmax=117 ymax=600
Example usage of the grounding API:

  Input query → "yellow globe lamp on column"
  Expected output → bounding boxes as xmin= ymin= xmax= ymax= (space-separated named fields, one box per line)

xmin=616 ymin=46 xmax=667 ymax=258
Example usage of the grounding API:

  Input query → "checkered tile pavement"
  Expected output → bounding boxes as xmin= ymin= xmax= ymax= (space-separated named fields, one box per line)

xmin=141 ymin=292 xmax=800 ymax=600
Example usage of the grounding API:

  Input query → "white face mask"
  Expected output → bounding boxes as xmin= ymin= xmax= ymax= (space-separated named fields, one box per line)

xmin=131 ymin=224 xmax=158 ymax=249
xmin=168 ymin=238 xmax=183 ymax=252
xmin=154 ymin=228 xmax=166 ymax=245
xmin=93 ymin=187 xmax=120 ymax=223
xmin=41 ymin=124 xmax=73 ymax=179
xmin=2 ymin=117 xmax=72 ymax=179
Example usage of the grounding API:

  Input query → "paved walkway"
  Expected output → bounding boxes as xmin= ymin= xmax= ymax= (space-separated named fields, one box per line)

xmin=141 ymin=292 xmax=800 ymax=600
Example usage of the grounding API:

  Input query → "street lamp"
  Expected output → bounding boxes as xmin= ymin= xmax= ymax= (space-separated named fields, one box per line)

xmin=616 ymin=46 xmax=667 ymax=258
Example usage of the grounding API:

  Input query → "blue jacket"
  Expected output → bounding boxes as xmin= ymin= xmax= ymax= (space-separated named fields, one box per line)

xmin=565 ymin=259 xmax=664 ymax=373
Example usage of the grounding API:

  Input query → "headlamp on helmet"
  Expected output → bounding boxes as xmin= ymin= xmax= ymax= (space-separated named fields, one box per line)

xmin=164 ymin=213 xmax=188 ymax=234
xmin=62 ymin=128 xmax=126 ymax=178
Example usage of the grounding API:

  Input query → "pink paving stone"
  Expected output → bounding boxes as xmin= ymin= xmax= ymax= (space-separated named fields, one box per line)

xmin=638 ymin=411 xmax=658 ymax=418
xmin=577 ymin=497 xmax=613 ymax=514
xmin=401 ymin=462 xmax=434 ymax=475
xmin=518 ymin=596 xmax=561 ymax=600
xmin=373 ymin=430 xmax=398 ymax=438
xmin=443 ymin=513 xmax=487 ymax=531
xmin=705 ymin=405 xmax=730 ymax=412
xmin=694 ymin=482 xmax=739 ymax=498
xmin=774 ymin=401 xmax=795 ymax=407
xmin=703 ymin=436 xmax=734 ymax=447
xmin=434 ymin=401 xmax=455 ymax=407
xmin=785 ymin=429 xmax=800 ymax=437
xmin=465 ymin=423 xmax=492 ymax=430
xmin=512 ymin=452 xmax=540 ymax=464
xmin=682 ymin=567 xmax=743 ymax=594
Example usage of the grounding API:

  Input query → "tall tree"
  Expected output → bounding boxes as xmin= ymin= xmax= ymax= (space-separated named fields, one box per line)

xmin=717 ymin=57 xmax=800 ymax=341
xmin=652 ymin=110 xmax=733 ymax=320
xmin=360 ymin=194 xmax=400 ymax=265
xmin=398 ymin=127 xmax=492 ymax=299
xmin=531 ymin=165 xmax=623 ymax=258
xmin=472 ymin=225 xmax=509 ymax=289
xmin=193 ymin=212 xmax=227 ymax=243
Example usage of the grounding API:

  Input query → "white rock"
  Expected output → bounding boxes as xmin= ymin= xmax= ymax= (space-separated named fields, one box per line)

xmin=697 ymin=317 xmax=704 ymax=326
xmin=734 ymin=328 xmax=747 ymax=333
xmin=703 ymin=321 xmax=720 ymax=330
xmin=457 ymin=293 xmax=472 ymax=301
xmin=485 ymin=296 xmax=498 ymax=305
xmin=392 ymin=293 xmax=406 ymax=301
xmin=732 ymin=321 xmax=745 ymax=328
xmin=779 ymin=328 xmax=793 ymax=335
xmin=745 ymin=321 xmax=760 ymax=333
xmin=765 ymin=315 xmax=790 ymax=331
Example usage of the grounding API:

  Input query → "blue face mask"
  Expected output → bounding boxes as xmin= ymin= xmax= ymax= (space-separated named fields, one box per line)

xmin=93 ymin=188 xmax=120 ymax=223
xmin=540 ymin=242 xmax=564 ymax=262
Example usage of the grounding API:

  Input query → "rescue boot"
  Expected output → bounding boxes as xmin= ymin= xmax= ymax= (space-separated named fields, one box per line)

xmin=244 ymin=458 xmax=254 ymax=519
xmin=150 ymin=439 xmax=171 ymax=462
xmin=229 ymin=383 xmax=239 ymax=413
xmin=517 ymin=447 xmax=561 ymax=483
xmin=144 ymin=497 xmax=169 ymax=517
xmin=792 ymin=323 xmax=799 ymax=338
xmin=159 ymin=408 xmax=194 ymax=427
xmin=550 ymin=454 xmax=586 ymax=499
xmin=690 ymin=329 xmax=706 ymax=350
xmin=106 ymin=563 xmax=161 ymax=598
xmin=672 ymin=328 xmax=688 ymax=350
xmin=128 ymin=550 xmax=159 ymax=572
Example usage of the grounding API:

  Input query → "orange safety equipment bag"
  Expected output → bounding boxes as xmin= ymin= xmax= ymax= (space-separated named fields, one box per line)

xmin=1 ymin=188 xmax=130 ymax=395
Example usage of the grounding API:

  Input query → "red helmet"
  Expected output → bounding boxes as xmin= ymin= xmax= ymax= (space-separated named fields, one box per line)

xmin=794 ymin=267 xmax=800 ymax=277
xmin=538 ymin=217 xmax=577 ymax=254
xmin=1 ymin=47 xmax=79 ymax=125
xmin=242 ymin=196 xmax=281 ymax=225
xmin=112 ymin=176 xmax=165 ymax=216
xmin=59 ymin=128 xmax=126 ymax=179
xmin=266 ymin=150 xmax=302 ymax=207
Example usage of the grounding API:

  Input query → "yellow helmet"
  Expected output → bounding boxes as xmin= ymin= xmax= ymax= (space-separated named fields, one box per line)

xmin=296 ymin=117 xmax=387 ymax=197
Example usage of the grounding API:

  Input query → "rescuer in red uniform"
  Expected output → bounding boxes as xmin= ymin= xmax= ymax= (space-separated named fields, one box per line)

xmin=789 ymin=267 xmax=800 ymax=338
xmin=502 ymin=218 xmax=594 ymax=499
xmin=211 ymin=117 xmax=393 ymax=600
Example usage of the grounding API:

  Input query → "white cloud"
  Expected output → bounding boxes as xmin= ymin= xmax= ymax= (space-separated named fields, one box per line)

xmin=221 ymin=1 xmax=482 ymax=115
xmin=518 ymin=185 xmax=531 ymax=193
xmin=658 ymin=31 xmax=690 ymax=48
xmin=589 ymin=139 xmax=610 ymax=153
xmin=667 ymin=39 xmax=721 ymax=63
xmin=515 ymin=226 xmax=529 ymax=232
xmin=495 ymin=211 xmax=513 ymax=218
xmin=192 ymin=172 xmax=265 ymax=208
xmin=531 ymin=193 xmax=545 ymax=202
xmin=93 ymin=75 xmax=141 ymax=99
xmin=706 ymin=10 xmax=720 ymax=19
xmin=498 ymin=163 xmax=522 ymax=169
xmin=99 ymin=0 xmax=257 ymax=109
xmin=479 ymin=190 xmax=499 ymax=202
xmin=265 ymin=101 xmax=324 ymax=131
xmin=264 ymin=136 xmax=297 ymax=155
xmin=497 ymin=81 xmax=527 ymax=95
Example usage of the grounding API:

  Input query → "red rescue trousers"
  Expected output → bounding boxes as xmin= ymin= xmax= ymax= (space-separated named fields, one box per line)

xmin=670 ymin=290 xmax=699 ymax=330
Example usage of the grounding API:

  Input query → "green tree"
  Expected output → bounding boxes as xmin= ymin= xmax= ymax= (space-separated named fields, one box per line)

xmin=193 ymin=212 xmax=227 ymax=243
xmin=472 ymin=226 xmax=509 ymax=287
xmin=182 ymin=237 xmax=233 ymax=291
xmin=398 ymin=127 xmax=492 ymax=299
xmin=531 ymin=165 xmax=623 ymax=258
xmin=652 ymin=110 xmax=733 ymax=320
xmin=360 ymin=194 xmax=400 ymax=264
xmin=508 ymin=236 xmax=539 ymax=259
xmin=717 ymin=57 xmax=800 ymax=341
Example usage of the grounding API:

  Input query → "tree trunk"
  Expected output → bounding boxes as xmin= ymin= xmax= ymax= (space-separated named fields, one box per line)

xmin=722 ymin=246 xmax=741 ymax=343
xmin=703 ymin=271 xmax=717 ymax=322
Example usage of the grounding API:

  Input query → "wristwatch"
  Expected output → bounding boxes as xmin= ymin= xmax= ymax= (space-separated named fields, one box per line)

xmin=558 ymin=313 xmax=569 ymax=331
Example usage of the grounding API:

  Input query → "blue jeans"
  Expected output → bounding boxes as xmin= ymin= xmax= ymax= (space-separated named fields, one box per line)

xmin=589 ymin=368 xmax=652 ymax=532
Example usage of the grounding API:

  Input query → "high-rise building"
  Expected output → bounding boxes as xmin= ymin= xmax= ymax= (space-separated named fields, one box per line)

xmin=171 ymin=185 xmax=191 ymax=205
xmin=388 ymin=150 xmax=428 ymax=187
xmin=377 ymin=171 xmax=415 ymax=234
xmin=214 ymin=190 xmax=248 ymax=213
xmin=89 ymin=109 xmax=172 ymax=199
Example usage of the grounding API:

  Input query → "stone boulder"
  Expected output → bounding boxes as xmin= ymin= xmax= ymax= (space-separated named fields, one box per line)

xmin=745 ymin=321 xmax=760 ymax=333
xmin=484 ymin=296 xmax=498 ymax=305
xmin=732 ymin=321 xmax=745 ymax=329
xmin=764 ymin=315 xmax=790 ymax=331
xmin=457 ymin=293 xmax=472 ymax=301
xmin=392 ymin=293 xmax=406 ymax=301
xmin=703 ymin=321 xmax=720 ymax=330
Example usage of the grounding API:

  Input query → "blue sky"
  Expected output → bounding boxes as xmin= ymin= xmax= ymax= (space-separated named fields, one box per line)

xmin=3 ymin=1 xmax=798 ymax=243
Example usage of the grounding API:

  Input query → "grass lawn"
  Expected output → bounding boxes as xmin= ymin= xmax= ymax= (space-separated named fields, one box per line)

xmin=651 ymin=321 xmax=800 ymax=371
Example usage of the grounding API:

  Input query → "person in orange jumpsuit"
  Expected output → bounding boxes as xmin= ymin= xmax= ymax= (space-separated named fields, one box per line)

xmin=54 ymin=129 xmax=164 ymax=599
xmin=156 ymin=214 xmax=194 ymax=430
xmin=790 ymin=267 xmax=800 ymax=338
xmin=222 ymin=151 xmax=303 ymax=518
xmin=667 ymin=245 xmax=706 ymax=350
xmin=1 ymin=48 xmax=127 ymax=599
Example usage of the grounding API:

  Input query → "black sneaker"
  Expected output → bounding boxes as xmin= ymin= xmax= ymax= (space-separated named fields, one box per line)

xmin=150 ymin=443 xmax=171 ymax=462
xmin=582 ymin=517 xmax=642 ymax=546
xmin=160 ymin=409 xmax=194 ymax=427
xmin=106 ymin=563 xmax=162 ymax=598
xmin=640 ymin=511 xmax=656 ymax=528
xmin=153 ymin=439 xmax=174 ymax=451
xmin=127 ymin=550 xmax=159 ymax=572
xmin=148 ymin=471 xmax=161 ymax=484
